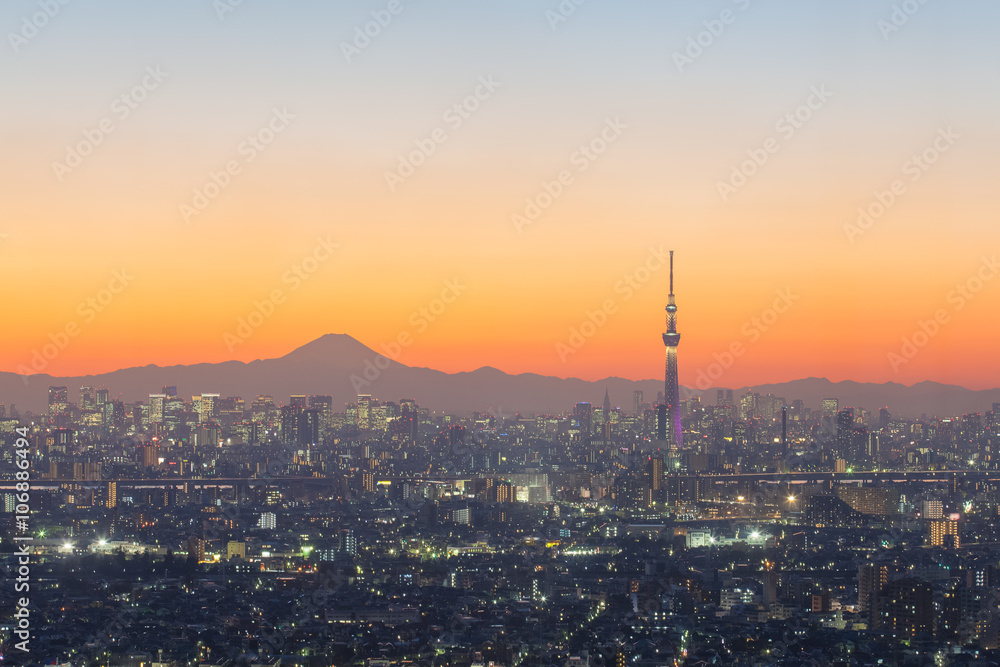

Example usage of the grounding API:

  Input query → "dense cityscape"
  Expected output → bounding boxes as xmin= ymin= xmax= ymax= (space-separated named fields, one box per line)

xmin=4 ymin=2 xmax=999 ymax=666
xmin=5 ymin=368 xmax=1000 ymax=667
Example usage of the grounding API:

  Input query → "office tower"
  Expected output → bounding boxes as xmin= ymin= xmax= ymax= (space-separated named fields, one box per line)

xmin=309 ymin=394 xmax=333 ymax=435
xmin=48 ymin=386 xmax=69 ymax=426
xmin=79 ymin=386 xmax=95 ymax=411
xmin=836 ymin=409 xmax=854 ymax=458
xmin=161 ymin=385 xmax=177 ymax=397
xmin=251 ymin=395 xmax=277 ymax=426
xmin=821 ymin=398 xmax=839 ymax=416
xmin=633 ymin=390 xmax=643 ymax=416
xmin=148 ymin=394 xmax=166 ymax=424
xmin=781 ymin=406 xmax=788 ymax=457
xmin=280 ymin=405 xmax=301 ymax=445
xmin=716 ymin=389 xmax=733 ymax=407
xmin=879 ymin=407 xmax=891 ymax=430
xmin=298 ymin=408 xmax=321 ymax=447
xmin=290 ymin=394 xmax=308 ymax=409
xmin=357 ymin=394 xmax=372 ymax=429
xmin=661 ymin=251 xmax=682 ymax=449
xmin=48 ymin=385 xmax=68 ymax=412
xmin=739 ymin=391 xmax=756 ymax=421
xmin=574 ymin=402 xmax=592 ymax=436
xmin=96 ymin=388 xmax=109 ymax=406
xmin=198 ymin=393 xmax=219 ymax=423
xmin=603 ymin=389 xmax=612 ymax=440
xmin=398 ymin=398 xmax=419 ymax=442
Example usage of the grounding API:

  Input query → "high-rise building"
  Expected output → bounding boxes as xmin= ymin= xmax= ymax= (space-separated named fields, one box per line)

xmin=357 ymin=394 xmax=372 ymax=429
xmin=148 ymin=394 xmax=166 ymax=425
xmin=280 ymin=405 xmax=301 ymax=445
xmin=921 ymin=499 xmax=944 ymax=519
xmin=574 ymin=402 xmax=592 ymax=436
xmin=48 ymin=386 xmax=68 ymax=412
xmin=298 ymin=408 xmax=321 ymax=447
xmin=836 ymin=485 xmax=899 ymax=516
xmin=290 ymin=394 xmax=308 ymax=409
xmin=339 ymin=528 xmax=357 ymax=555
xmin=661 ymin=251 xmax=682 ymax=449
xmin=858 ymin=563 xmax=890 ymax=617
xmin=929 ymin=518 xmax=960 ymax=548
xmin=877 ymin=578 xmax=933 ymax=638
xmin=79 ymin=386 xmax=96 ymax=411
xmin=632 ymin=390 xmax=644 ymax=416
xmin=821 ymin=398 xmax=839 ymax=417
xmin=198 ymin=393 xmax=219 ymax=423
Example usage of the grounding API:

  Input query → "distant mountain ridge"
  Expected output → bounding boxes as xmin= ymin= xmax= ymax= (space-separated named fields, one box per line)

xmin=1 ymin=334 xmax=998 ymax=418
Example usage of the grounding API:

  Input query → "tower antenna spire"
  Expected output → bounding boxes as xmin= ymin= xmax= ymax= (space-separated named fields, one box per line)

xmin=669 ymin=250 xmax=674 ymax=297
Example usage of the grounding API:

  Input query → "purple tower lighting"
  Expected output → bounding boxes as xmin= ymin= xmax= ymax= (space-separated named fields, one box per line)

xmin=661 ymin=251 xmax=682 ymax=449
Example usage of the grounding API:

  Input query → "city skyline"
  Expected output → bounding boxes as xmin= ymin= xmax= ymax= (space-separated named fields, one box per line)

xmin=7 ymin=2 xmax=1000 ymax=664
xmin=2 ymin=0 xmax=999 ymax=390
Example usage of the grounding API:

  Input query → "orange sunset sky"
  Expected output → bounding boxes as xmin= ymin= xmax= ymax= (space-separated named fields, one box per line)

xmin=2 ymin=0 xmax=999 ymax=390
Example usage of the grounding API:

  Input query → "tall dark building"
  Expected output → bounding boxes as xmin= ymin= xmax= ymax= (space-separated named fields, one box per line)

xmin=632 ymin=390 xmax=643 ymax=416
xmin=836 ymin=408 xmax=854 ymax=457
xmin=297 ymin=408 xmax=321 ymax=447
xmin=858 ymin=563 xmax=890 ymax=621
xmin=661 ymin=251 xmax=682 ymax=449
xmin=602 ymin=389 xmax=612 ymax=440
xmin=280 ymin=405 xmax=302 ymax=445
xmin=574 ymin=402 xmax=592 ymax=437
xmin=877 ymin=578 xmax=933 ymax=638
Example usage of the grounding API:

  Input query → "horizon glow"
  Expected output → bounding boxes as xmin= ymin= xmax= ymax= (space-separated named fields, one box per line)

xmin=2 ymin=0 xmax=999 ymax=390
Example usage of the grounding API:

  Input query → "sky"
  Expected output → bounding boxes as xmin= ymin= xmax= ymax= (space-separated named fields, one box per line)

xmin=1 ymin=0 xmax=999 ymax=390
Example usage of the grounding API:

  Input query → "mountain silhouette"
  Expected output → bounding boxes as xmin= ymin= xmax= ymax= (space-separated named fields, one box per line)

xmin=2 ymin=334 xmax=998 ymax=418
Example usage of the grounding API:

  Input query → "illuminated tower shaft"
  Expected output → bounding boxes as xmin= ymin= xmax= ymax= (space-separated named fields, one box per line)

xmin=662 ymin=251 xmax=682 ymax=449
